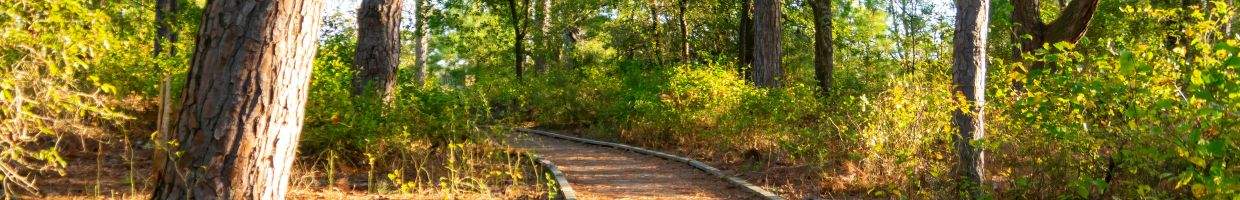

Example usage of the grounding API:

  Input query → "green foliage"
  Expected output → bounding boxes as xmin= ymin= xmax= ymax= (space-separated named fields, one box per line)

xmin=297 ymin=18 xmax=539 ymax=196
xmin=463 ymin=0 xmax=1237 ymax=198
xmin=2 ymin=0 xmax=1235 ymax=198
xmin=0 ymin=0 xmax=140 ymax=196
xmin=984 ymin=1 xmax=1238 ymax=198
xmin=302 ymin=17 xmax=494 ymax=155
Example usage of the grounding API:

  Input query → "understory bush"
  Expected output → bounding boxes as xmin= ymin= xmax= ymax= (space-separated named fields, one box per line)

xmin=499 ymin=32 xmax=1236 ymax=200
xmin=296 ymin=23 xmax=541 ymax=197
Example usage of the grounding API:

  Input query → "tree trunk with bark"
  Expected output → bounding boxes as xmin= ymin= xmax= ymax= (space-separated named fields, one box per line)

xmin=1227 ymin=0 xmax=1235 ymax=37
xmin=354 ymin=0 xmax=403 ymax=101
xmin=412 ymin=0 xmax=430 ymax=85
xmin=534 ymin=0 xmax=552 ymax=73
xmin=738 ymin=0 xmax=754 ymax=76
xmin=508 ymin=0 xmax=527 ymax=79
xmin=151 ymin=0 xmax=180 ymax=181
xmin=952 ymin=0 xmax=989 ymax=197
xmin=650 ymin=0 xmax=662 ymax=65
xmin=750 ymin=0 xmax=782 ymax=88
xmin=1010 ymin=0 xmax=1098 ymax=91
xmin=1011 ymin=0 xmax=1099 ymax=58
xmin=562 ymin=27 xmax=578 ymax=69
xmin=1229 ymin=0 xmax=1237 ymax=37
xmin=150 ymin=0 xmax=324 ymax=199
xmin=678 ymin=0 xmax=690 ymax=61
xmin=810 ymin=0 xmax=833 ymax=95
xmin=153 ymin=0 xmax=179 ymax=57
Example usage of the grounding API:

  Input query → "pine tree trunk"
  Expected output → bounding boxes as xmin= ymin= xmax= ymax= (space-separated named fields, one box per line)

xmin=534 ymin=0 xmax=552 ymax=73
xmin=1010 ymin=0 xmax=1098 ymax=72
xmin=413 ymin=0 xmax=430 ymax=85
xmin=678 ymin=0 xmax=690 ymax=61
xmin=650 ymin=0 xmax=662 ymax=65
xmin=153 ymin=0 xmax=179 ymax=57
xmin=952 ymin=0 xmax=988 ymax=197
xmin=508 ymin=0 xmax=526 ymax=79
xmin=750 ymin=0 xmax=782 ymax=88
xmin=1011 ymin=0 xmax=1099 ymax=54
xmin=810 ymin=0 xmax=833 ymax=95
xmin=151 ymin=0 xmax=324 ymax=199
xmin=738 ymin=0 xmax=754 ymax=76
xmin=354 ymin=0 xmax=403 ymax=101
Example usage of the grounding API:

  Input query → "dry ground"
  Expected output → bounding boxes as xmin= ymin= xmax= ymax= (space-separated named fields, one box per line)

xmin=28 ymin=137 xmax=547 ymax=200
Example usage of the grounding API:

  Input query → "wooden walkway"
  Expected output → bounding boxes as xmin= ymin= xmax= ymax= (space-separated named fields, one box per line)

xmin=510 ymin=130 xmax=765 ymax=200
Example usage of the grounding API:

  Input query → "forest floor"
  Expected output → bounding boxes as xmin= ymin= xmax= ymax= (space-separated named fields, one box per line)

xmin=30 ymin=136 xmax=545 ymax=200
xmin=509 ymin=131 xmax=757 ymax=200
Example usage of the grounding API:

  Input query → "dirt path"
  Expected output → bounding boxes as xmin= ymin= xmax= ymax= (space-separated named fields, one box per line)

xmin=511 ymin=132 xmax=757 ymax=200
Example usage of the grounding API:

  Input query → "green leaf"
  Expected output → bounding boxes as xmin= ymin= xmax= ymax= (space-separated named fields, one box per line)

xmin=1119 ymin=51 xmax=1136 ymax=76
xmin=1213 ymin=42 xmax=1240 ymax=53
xmin=1053 ymin=41 xmax=1076 ymax=51
xmin=1191 ymin=70 xmax=1205 ymax=86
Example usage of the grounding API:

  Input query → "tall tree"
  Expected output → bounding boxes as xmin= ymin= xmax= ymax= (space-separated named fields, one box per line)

xmin=678 ymin=0 xmax=690 ymax=61
xmin=1230 ymin=0 xmax=1237 ymax=37
xmin=888 ymin=0 xmax=924 ymax=70
xmin=412 ymin=0 xmax=430 ymax=85
xmin=810 ymin=0 xmax=833 ymax=94
xmin=1010 ymin=0 xmax=1098 ymax=91
xmin=561 ymin=27 xmax=579 ymax=69
xmin=1227 ymin=0 xmax=1235 ymax=37
xmin=750 ymin=0 xmax=783 ymax=87
xmin=533 ymin=0 xmax=552 ymax=73
xmin=153 ymin=0 xmax=179 ymax=57
xmin=738 ymin=0 xmax=754 ymax=76
xmin=1010 ymin=0 xmax=1099 ymax=57
xmin=952 ymin=0 xmax=989 ymax=197
xmin=650 ymin=0 xmax=663 ymax=65
xmin=508 ymin=0 xmax=527 ymax=79
xmin=150 ymin=0 xmax=324 ymax=199
xmin=151 ymin=0 xmax=180 ymax=182
xmin=354 ymin=0 xmax=404 ymax=101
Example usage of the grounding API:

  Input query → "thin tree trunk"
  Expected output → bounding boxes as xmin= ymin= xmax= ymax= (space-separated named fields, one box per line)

xmin=562 ymin=27 xmax=578 ymax=69
xmin=152 ymin=76 xmax=173 ymax=181
xmin=885 ymin=0 xmax=906 ymax=67
xmin=900 ymin=0 xmax=919 ymax=70
xmin=678 ymin=0 xmax=690 ymax=61
xmin=354 ymin=0 xmax=403 ymax=101
xmin=153 ymin=0 xmax=179 ymax=57
xmin=952 ymin=0 xmax=989 ymax=197
xmin=413 ymin=0 xmax=430 ymax=85
xmin=508 ymin=0 xmax=526 ymax=79
xmin=151 ymin=0 xmax=179 ymax=181
xmin=738 ymin=0 xmax=754 ymax=75
xmin=1230 ymin=0 xmax=1237 ymax=37
xmin=1227 ymin=0 xmax=1235 ymax=37
xmin=651 ymin=0 xmax=662 ymax=65
xmin=810 ymin=0 xmax=833 ymax=95
xmin=534 ymin=0 xmax=552 ymax=73
xmin=151 ymin=0 xmax=324 ymax=199
xmin=750 ymin=0 xmax=782 ymax=88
